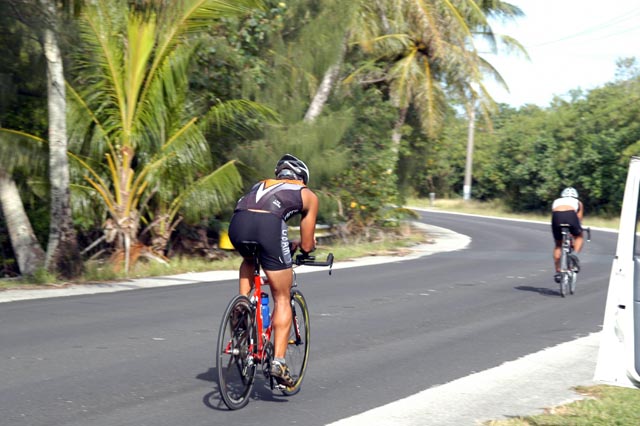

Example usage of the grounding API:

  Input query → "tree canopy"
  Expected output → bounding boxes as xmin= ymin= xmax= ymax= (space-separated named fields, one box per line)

xmin=0 ymin=0 xmax=637 ymax=277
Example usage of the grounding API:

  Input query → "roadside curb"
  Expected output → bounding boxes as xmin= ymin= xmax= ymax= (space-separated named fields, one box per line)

xmin=328 ymin=332 xmax=601 ymax=426
xmin=0 ymin=222 xmax=470 ymax=304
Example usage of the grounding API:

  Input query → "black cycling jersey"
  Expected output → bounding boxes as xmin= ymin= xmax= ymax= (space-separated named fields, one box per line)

xmin=229 ymin=179 xmax=307 ymax=270
xmin=234 ymin=179 xmax=305 ymax=222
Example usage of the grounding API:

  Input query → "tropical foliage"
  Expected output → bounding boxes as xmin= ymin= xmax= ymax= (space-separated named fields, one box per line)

xmin=412 ymin=59 xmax=640 ymax=216
xmin=1 ymin=0 xmax=638 ymax=278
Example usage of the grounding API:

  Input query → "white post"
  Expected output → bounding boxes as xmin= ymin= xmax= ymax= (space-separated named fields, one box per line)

xmin=463 ymin=102 xmax=475 ymax=201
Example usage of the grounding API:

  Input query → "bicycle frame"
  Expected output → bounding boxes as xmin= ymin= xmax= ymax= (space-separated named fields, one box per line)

xmin=223 ymin=250 xmax=305 ymax=374
xmin=246 ymin=251 xmax=333 ymax=364
xmin=217 ymin=246 xmax=333 ymax=409
xmin=248 ymin=257 xmax=272 ymax=366
xmin=557 ymin=224 xmax=591 ymax=297
xmin=559 ymin=225 xmax=573 ymax=272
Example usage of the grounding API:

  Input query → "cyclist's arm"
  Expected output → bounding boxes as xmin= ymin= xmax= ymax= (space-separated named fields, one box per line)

xmin=299 ymin=188 xmax=318 ymax=254
xmin=577 ymin=201 xmax=584 ymax=222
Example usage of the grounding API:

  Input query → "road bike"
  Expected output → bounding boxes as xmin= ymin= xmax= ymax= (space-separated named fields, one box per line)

xmin=216 ymin=242 xmax=333 ymax=410
xmin=557 ymin=224 xmax=590 ymax=297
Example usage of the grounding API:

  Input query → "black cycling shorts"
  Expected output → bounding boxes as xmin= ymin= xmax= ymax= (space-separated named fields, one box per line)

xmin=228 ymin=210 xmax=292 ymax=271
xmin=551 ymin=210 xmax=582 ymax=241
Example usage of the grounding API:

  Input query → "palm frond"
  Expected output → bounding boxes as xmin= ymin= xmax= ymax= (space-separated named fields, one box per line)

xmin=68 ymin=151 xmax=118 ymax=215
xmin=415 ymin=58 xmax=447 ymax=136
xmin=135 ymin=43 xmax=196 ymax=154
xmin=495 ymin=34 xmax=529 ymax=59
xmin=80 ymin=3 xmax=127 ymax=141
xmin=199 ymin=99 xmax=280 ymax=138
xmin=66 ymin=82 xmax=115 ymax=159
xmin=138 ymin=0 xmax=264 ymax=111
xmin=0 ymin=129 xmax=48 ymax=173
xmin=69 ymin=183 xmax=108 ymax=229
xmin=478 ymin=55 xmax=509 ymax=91
xmin=389 ymin=48 xmax=420 ymax=109
xmin=124 ymin=13 xmax=156 ymax=136
xmin=168 ymin=160 xmax=244 ymax=223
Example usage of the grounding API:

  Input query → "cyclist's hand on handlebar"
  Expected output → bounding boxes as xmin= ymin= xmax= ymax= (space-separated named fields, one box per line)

xmin=295 ymin=248 xmax=315 ymax=264
xmin=291 ymin=239 xmax=315 ymax=255
xmin=295 ymin=252 xmax=310 ymax=265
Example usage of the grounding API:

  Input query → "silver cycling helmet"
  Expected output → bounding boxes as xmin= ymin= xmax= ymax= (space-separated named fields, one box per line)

xmin=275 ymin=154 xmax=310 ymax=185
xmin=561 ymin=187 xmax=579 ymax=199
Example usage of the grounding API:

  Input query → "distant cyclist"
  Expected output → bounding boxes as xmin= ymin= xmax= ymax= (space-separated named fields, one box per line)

xmin=551 ymin=187 xmax=584 ymax=283
xmin=228 ymin=154 xmax=318 ymax=387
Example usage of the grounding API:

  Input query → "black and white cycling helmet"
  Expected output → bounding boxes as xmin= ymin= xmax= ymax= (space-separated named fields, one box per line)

xmin=561 ymin=187 xmax=579 ymax=199
xmin=275 ymin=154 xmax=310 ymax=184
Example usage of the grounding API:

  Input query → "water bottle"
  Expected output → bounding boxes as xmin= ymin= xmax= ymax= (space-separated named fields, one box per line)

xmin=261 ymin=292 xmax=270 ymax=329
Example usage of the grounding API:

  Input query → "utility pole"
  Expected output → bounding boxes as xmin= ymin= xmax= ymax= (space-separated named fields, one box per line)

xmin=463 ymin=101 xmax=475 ymax=201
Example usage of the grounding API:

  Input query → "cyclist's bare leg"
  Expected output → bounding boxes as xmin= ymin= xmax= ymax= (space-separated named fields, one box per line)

xmin=264 ymin=268 xmax=293 ymax=359
xmin=573 ymin=234 xmax=584 ymax=253
xmin=238 ymin=258 xmax=254 ymax=296
xmin=553 ymin=241 xmax=562 ymax=272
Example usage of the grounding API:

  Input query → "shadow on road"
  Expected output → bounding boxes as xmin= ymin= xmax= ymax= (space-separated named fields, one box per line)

xmin=514 ymin=285 xmax=561 ymax=297
xmin=198 ymin=367 xmax=288 ymax=411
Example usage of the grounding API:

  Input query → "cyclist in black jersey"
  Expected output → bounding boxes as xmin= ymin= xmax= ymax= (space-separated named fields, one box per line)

xmin=551 ymin=187 xmax=584 ymax=283
xmin=228 ymin=154 xmax=318 ymax=387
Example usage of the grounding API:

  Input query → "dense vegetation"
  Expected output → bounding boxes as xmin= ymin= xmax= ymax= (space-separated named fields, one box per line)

xmin=0 ymin=0 xmax=637 ymax=279
xmin=410 ymin=62 xmax=640 ymax=217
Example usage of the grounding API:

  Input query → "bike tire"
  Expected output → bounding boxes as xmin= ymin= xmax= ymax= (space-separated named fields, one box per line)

xmin=216 ymin=295 xmax=255 ymax=410
xmin=569 ymin=271 xmax=577 ymax=295
xmin=560 ymin=273 xmax=569 ymax=298
xmin=281 ymin=290 xmax=310 ymax=396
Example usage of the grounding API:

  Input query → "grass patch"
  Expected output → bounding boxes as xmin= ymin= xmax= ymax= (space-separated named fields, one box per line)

xmin=0 ymin=224 xmax=427 ymax=290
xmin=1 ymin=197 xmax=616 ymax=290
xmin=484 ymin=385 xmax=640 ymax=426
xmin=81 ymin=255 xmax=244 ymax=283
xmin=408 ymin=197 xmax=620 ymax=230
xmin=2 ymin=200 xmax=636 ymax=424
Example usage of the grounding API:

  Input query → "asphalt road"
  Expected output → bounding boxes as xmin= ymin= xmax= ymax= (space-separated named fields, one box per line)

xmin=0 ymin=211 xmax=617 ymax=426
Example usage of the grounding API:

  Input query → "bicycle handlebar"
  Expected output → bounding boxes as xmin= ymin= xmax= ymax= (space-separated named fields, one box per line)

xmin=295 ymin=253 xmax=334 ymax=275
xmin=560 ymin=224 xmax=592 ymax=242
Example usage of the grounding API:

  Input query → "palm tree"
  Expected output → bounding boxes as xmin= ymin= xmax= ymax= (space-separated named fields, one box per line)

xmin=40 ymin=0 xmax=84 ymax=278
xmin=303 ymin=0 xmax=386 ymax=123
xmin=343 ymin=0 xmax=526 ymax=191
xmin=1 ymin=0 xmax=83 ymax=278
xmin=453 ymin=0 xmax=526 ymax=200
xmin=65 ymin=0 xmax=270 ymax=272
xmin=0 ymin=163 xmax=46 ymax=275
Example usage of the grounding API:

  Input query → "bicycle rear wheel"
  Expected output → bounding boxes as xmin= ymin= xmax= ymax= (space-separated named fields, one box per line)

xmin=216 ymin=295 xmax=255 ymax=410
xmin=281 ymin=289 xmax=310 ymax=396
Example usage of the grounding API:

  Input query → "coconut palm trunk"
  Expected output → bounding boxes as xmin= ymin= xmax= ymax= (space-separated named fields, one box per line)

xmin=0 ymin=169 xmax=46 ymax=275
xmin=303 ymin=32 xmax=349 ymax=123
xmin=391 ymin=106 xmax=408 ymax=157
xmin=41 ymin=0 xmax=82 ymax=278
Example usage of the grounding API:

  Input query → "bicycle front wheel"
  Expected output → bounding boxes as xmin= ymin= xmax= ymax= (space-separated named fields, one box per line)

xmin=281 ymin=289 xmax=310 ymax=396
xmin=569 ymin=271 xmax=577 ymax=295
xmin=567 ymin=256 xmax=578 ymax=295
xmin=216 ymin=294 xmax=255 ymax=410
xmin=560 ymin=273 xmax=569 ymax=298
